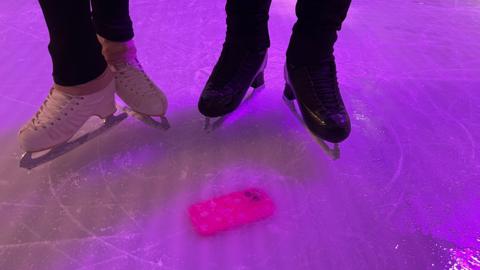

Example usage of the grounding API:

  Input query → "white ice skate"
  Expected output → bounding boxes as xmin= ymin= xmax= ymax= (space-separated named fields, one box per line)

xmin=18 ymin=75 xmax=127 ymax=169
xmin=98 ymin=36 xmax=169 ymax=130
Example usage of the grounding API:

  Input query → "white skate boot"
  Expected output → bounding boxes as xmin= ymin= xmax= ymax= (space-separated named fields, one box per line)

xmin=18 ymin=70 xmax=127 ymax=169
xmin=98 ymin=36 xmax=169 ymax=130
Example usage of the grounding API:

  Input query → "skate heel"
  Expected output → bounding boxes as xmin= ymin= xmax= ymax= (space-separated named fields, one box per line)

xmin=95 ymin=96 xmax=117 ymax=120
xmin=96 ymin=96 xmax=117 ymax=119
xmin=251 ymin=72 xmax=265 ymax=89
xmin=283 ymin=83 xmax=296 ymax=101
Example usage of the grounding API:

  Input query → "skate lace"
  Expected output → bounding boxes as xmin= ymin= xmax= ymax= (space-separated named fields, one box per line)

xmin=307 ymin=60 xmax=342 ymax=115
xmin=30 ymin=88 xmax=83 ymax=130
xmin=202 ymin=85 xmax=237 ymax=99
xmin=111 ymin=58 xmax=142 ymax=72
xmin=114 ymin=58 xmax=159 ymax=97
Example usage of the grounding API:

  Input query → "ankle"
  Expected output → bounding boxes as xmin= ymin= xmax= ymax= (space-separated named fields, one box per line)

xmin=55 ymin=68 xmax=114 ymax=96
xmin=287 ymin=54 xmax=335 ymax=69
xmin=97 ymin=35 xmax=137 ymax=65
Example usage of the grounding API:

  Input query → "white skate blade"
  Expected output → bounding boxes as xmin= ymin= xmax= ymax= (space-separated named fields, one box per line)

xmin=119 ymin=106 xmax=170 ymax=130
xmin=283 ymin=96 xmax=340 ymax=160
xmin=19 ymin=113 xmax=128 ymax=170
xmin=204 ymin=85 xmax=264 ymax=133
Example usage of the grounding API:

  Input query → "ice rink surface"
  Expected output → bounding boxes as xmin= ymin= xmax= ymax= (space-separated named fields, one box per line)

xmin=0 ymin=0 xmax=479 ymax=269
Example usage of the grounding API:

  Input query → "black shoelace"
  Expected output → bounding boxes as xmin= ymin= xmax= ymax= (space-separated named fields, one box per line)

xmin=307 ymin=60 xmax=342 ymax=114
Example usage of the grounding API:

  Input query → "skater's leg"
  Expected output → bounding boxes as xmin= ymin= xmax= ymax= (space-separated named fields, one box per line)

xmin=92 ymin=0 xmax=167 ymax=117
xmin=225 ymin=0 xmax=272 ymax=49
xmin=91 ymin=0 xmax=135 ymax=65
xmin=38 ymin=0 xmax=107 ymax=86
xmin=198 ymin=0 xmax=271 ymax=118
xmin=91 ymin=0 xmax=134 ymax=42
xmin=286 ymin=0 xmax=351 ymax=65
xmin=19 ymin=0 xmax=118 ymax=154
xmin=284 ymin=0 xmax=352 ymax=143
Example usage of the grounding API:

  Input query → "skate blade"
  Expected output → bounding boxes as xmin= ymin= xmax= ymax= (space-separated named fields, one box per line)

xmin=120 ymin=106 xmax=170 ymax=130
xmin=283 ymin=96 xmax=340 ymax=160
xmin=204 ymin=85 xmax=264 ymax=133
xmin=19 ymin=113 xmax=128 ymax=170
xmin=204 ymin=116 xmax=226 ymax=133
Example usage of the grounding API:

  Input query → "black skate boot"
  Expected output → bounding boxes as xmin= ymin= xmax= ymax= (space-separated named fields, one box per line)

xmin=284 ymin=56 xmax=351 ymax=143
xmin=198 ymin=44 xmax=267 ymax=118
xmin=198 ymin=0 xmax=271 ymax=130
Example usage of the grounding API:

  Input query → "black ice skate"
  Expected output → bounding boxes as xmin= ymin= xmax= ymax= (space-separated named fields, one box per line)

xmin=283 ymin=56 xmax=350 ymax=159
xmin=198 ymin=43 xmax=267 ymax=132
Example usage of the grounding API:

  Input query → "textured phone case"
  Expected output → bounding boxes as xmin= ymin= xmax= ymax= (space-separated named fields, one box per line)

xmin=188 ymin=188 xmax=275 ymax=235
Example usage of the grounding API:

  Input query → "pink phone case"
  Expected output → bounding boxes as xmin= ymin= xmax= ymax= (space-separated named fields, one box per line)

xmin=188 ymin=188 xmax=275 ymax=235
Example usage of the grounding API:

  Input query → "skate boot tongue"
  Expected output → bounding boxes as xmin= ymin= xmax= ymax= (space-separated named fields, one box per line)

xmin=307 ymin=59 xmax=343 ymax=116
xmin=109 ymin=58 xmax=142 ymax=73
xmin=24 ymin=88 xmax=78 ymax=131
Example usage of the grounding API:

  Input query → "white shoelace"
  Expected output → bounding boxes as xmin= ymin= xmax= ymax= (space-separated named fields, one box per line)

xmin=30 ymin=89 xmax=82 ymax=130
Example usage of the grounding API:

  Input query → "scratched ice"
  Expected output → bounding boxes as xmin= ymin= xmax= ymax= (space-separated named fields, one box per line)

xmin=0 ymin=0 xmax=479 ymax=269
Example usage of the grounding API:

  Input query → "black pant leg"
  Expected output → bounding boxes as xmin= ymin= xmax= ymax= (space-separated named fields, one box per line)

xmin=225 ymin=0 xmax=272 ymax=50
xmin=91 ymin=0 xmax=134 ymax=42
xmin=287 ymin=0 xmax=351 ymax=66
xmin=38 ymin=0 xmax=106 ymax=86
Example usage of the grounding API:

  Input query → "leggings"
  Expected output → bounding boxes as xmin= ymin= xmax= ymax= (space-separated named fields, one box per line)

xmin=38 ymin=0 xmax=133 ymax=86
xmin=225 ymin=0 xmax=352 ymax=65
